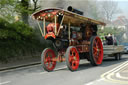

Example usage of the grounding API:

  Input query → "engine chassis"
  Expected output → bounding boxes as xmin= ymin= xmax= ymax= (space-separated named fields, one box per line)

xmin=32 ymin=8 xmax=105 ymax=71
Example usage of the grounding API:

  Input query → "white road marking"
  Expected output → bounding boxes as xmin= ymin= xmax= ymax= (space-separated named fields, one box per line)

xmin=101 ymin=60 xmax=128 ymax=78
xmin=54 ymin=66 xmax=67 ymax=71
xmin=116 ymin=72 xmax=128 ymax=79
xmin=0 ymin=81 xmax=11 ymax=85
xmin=101 ymin=60 xmax=128 ymax=84
xmin=84 ymin=78 xmax=105 ymax=85
xmin=84 ymin=82 xmax=94 ymax=85
xmin=105 ymin=72 xmax=128 ymax=84
xmin=106 ymin=73 xmax=114 ymax=80
xmin=111 ymin=62 xmax=128 ymax=73
xmin=102 ymin=61 xmax=128 ymax=80
xmin=39 ymin=72 xmax=48 ymax=74
xmin=39 ymin=66 xmax=67 ymax=74
xmin=96 ymin=78 xmax=105 ymax=82
xmin=122 ymin=70 xmax=128 ymax=73
xmin=83 ymin=61 xmax=128 ymax=85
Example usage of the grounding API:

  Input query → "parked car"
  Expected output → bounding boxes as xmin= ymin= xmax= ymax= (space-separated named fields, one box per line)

xmin=124 ymin=46 xmax=128 ymax=53
xmin=120 ymin=43 xmax=128 ymax=54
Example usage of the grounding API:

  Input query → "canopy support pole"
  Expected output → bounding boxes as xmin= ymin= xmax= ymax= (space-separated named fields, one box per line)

xmin=43 ymin=18 xmax=46 ymax=36
xmin=57 ymin=15 xmax=65 ymax=36
xmin=55 ymin=16 xmax=57 ymax=35
xmin=37 ymin=20 xmax=44 ymax=37
xmin=68 ymin=22 xmax=71 ymax=40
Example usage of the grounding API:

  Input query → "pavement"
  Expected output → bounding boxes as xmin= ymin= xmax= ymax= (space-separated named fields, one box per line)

xmin=0 ymin=57 xmax=40 ymax=71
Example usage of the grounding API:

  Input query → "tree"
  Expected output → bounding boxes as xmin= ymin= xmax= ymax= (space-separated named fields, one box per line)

xmin=32 ymin=0 xmax=40 ymax=11
xmin=0 ymin=0 xmax=16 ymax=22
xmin=85 ymin=0 xmax=100 ymax=20
xmin=20 ymin=0 xmax=29 ymax=24
xmin=18 ymin=0 xmax=40 ymax=24
xmin=0 ymin=0 xmax=40 ymax=24
xmin=100 ymin=0 xmax=119 ymax=22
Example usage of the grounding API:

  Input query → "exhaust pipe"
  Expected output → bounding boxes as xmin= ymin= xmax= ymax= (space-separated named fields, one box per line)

xmin=67 ymin=6 xmax=84 ymax=15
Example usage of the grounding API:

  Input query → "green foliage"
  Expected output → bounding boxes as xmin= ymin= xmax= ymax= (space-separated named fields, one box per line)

xmin=0 ymin=0 xmax=34 ymax=23
xmin=0 ymin=0 xmax=16 ymax=22
xmin=0 ymin=0 xmax=14 ymax=8
xmin=98 ymin=26 xmax=124 ymax=36
xmin=98 ymin=26 xmax=125 ymax=44
xmin=0 ymin=0 xmax=44 ymax=63
xmin=0 ymin=18 xmax=45 ymax=63
xmin=0 ymin=18 xmax=32 ymax=40
xmin=15 ymin=0 xmax=31 ymax=14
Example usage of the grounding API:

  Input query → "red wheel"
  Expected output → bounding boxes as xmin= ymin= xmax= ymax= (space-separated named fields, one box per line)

xmin=65 ymin=46 xmax=80 ymax=71
xmin=89 ymin=36 xmax=103 ymax=66
xmin=41 ymin=48 xmax=56 ymax=72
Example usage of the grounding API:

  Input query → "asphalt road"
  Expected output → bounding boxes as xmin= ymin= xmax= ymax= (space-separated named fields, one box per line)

xmin=0 ymin=54 xmax=128 ymax=85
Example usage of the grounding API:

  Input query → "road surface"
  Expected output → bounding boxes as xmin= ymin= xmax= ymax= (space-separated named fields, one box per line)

xmin=0 ymin=54 xmax=128 ymax=85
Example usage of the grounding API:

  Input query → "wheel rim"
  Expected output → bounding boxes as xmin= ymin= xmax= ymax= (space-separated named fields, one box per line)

xmin=68 ymin=47 xmax=79 ymax=70
xmin=43 ymin=49 xmax=56 ymax=71
xmin=92 ymin=37 xmax=103 ymax=65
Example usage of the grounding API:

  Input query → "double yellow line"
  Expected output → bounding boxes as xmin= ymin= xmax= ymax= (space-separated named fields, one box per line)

xmin=101 ymin=61 xmax=128 ymax=84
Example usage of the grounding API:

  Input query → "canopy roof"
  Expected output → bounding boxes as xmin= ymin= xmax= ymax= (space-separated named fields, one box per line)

xmin=32 ymin=8 xmax=106 ymax=27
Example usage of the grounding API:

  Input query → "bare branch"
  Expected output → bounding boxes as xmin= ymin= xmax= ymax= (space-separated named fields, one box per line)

xmin=32 ymin=0 xmax=39 ymax=11
xmin=100 ymin=0 xmax=119 ymax=22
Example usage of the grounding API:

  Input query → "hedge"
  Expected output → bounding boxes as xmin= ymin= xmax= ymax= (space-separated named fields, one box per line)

xmin=0 ymin=18 xmax=47 ymax=63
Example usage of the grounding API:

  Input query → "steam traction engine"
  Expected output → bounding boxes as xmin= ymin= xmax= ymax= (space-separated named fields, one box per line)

xmin=32 ymin=6 xmax=106 ymax=71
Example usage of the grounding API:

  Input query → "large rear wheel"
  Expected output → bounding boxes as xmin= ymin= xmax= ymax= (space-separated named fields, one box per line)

xmin=41 ymin=48 xmax=56 ymax=72
xmin=65 ymin=46 xmax=80 ymax=71
xmin=89 ymin=36 xmax=103 ymax=66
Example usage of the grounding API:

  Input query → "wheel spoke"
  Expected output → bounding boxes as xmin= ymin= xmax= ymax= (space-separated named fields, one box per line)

xmin=96 ymin=43 xmax=98 ymax=49
xmin=93 ymin=50 xmax=97 ymax=54
xmin=94 ymin=52 xmax=97 ymax=56
xmin=75 ymin=60 xmax=79 ymax=65
xmin=52 ymin=61 xmax=56 ymax=65
xmin=72 ymin=61 xmax=75 ymax=67
xmin=71 ymin=52 xmax=73 ymax=56
xmin=44 ymin=58 xmax=48 ymax=63
xmin=69 ymin=56 xmax=73 ymax=62
xmin=93 ymin=47 xmax=97 ymax=51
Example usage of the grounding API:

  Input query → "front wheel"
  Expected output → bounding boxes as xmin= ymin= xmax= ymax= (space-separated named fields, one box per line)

xmin=65 ymin=46 xmax=80 ymax=71
xmin=41 ymin=48 xmax=56 ymax=72
xmin=89 ymin=36 xmax=103 ymax=66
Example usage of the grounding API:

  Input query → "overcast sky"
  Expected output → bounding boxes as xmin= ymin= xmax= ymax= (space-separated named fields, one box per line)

xmin=98 ymin=0 xmax=128 ymax=18
xmin=118 ymin=1 xmax=128 ymax=18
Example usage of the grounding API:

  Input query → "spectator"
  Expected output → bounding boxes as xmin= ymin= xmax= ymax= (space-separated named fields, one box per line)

xmin=105 ymin=33 xmax=113 ymax=45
